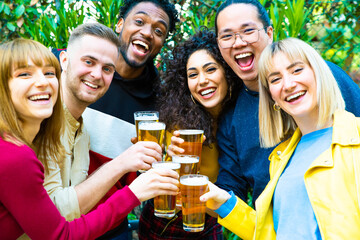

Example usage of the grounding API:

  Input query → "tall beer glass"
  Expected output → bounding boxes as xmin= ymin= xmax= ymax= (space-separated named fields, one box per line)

xmin=138 ymin=121 xmax=166 ymax=172
xmin=172 ymin=155 xmax=199 ymax=207
xmin=138 ymin=121 xmax=165 ymax=146
xmin=152 ymin=161 xmax=181 ymax=218
xmin=134 ymin=111 xmax=159 ymax=138
xmin=178 ymin=129 xmax=204 ymax=173
xmin=180 ymin=174 xmax=209 ymax=232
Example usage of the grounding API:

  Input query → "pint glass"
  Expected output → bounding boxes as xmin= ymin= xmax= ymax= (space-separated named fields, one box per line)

xmin=180 ymin=174 xmax=209 ymax=232
xmin=172 ymin=155 xmax=199 ymax=207
xmin=134 ymin=111 xmax=159 ymax=138
xmin=178 ymin=129 xmax=204 ymax=173
xmin=138 ymin=121 xmax=165 ymax=146
xmin=152 ymin=161 xmax=181 ymax=218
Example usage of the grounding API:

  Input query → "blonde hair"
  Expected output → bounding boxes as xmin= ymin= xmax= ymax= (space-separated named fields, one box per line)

xmin=0 ymin=38 xmax=65 ymax=172
xmin=258 ymin=38 xmax=345 ymax=147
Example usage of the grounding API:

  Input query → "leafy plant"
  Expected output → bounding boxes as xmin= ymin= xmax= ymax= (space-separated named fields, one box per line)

xmin=90 ymin=0 xmax=123 ymax=31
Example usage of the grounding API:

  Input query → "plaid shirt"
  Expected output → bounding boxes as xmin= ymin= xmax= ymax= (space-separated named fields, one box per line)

xmin=139 ymin=201 xmax=223 ymax=240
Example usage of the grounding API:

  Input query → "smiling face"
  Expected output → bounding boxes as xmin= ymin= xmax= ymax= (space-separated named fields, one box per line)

xmin=187 ymin=49 xmax=228 ymax=116
xmin=9 ymin=60 xmax=58 ymax=126
xmin=216 ymin=3 xmax=273 ymax=91
xmin=267 ymin=52 xmax=318 ymax=126
xmin=116 ymin=2 xmax=169 ymax=69
xmin=60 ymin=35 xmax=118 ymax=114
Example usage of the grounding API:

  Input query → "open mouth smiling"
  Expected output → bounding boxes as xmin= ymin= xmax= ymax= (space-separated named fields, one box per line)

xmin=286 ymin=91 xmax=306 ymax=102
xmin=235 ymin=52 xmax=254 ymax=69
xmin=199 ymin=88 xmax=216 ymax=97
xmin=82 ymin=80 xmax=99 ymax=89
xmin=133 ymin=40 xmax=150 ymax=54
xmin=29 ymin=94 xmax=50 ymax=101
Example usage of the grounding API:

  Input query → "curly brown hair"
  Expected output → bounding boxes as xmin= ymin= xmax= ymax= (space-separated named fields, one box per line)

xmin=157 ymin=29 xmax=240 ymax=145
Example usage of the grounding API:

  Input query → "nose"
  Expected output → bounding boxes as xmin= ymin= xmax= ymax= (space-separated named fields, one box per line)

xmin=198 ymin=72 xmax=209 ymax=86
xmin=34 ymin=72 xmax=49 ymax=87
xmin=283 ymin=74 xmax=296 ymax=91
xmin=140 ymin=24 xmax=153 ymax=39
xmin=90 ymin=65 xmax=102 ymax=80
xmin=233 ymin=33 xmax=247 ymax=47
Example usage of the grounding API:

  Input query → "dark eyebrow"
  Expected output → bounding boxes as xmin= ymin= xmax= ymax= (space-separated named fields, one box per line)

xmin=83 ymin=55 xmax=116 ymax=69
xmin=267 ymin=61 xmax=304 ymax=79
xmin=187 ymin=62 xmax=217 ymax=72
xmin=135 ymin=11 xmax=169 ymax=31
xmin=219 ymin=22 xmax=257 ymax=34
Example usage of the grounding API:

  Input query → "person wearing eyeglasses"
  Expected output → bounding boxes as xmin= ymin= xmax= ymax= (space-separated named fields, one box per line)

xmin=214 ymin=0 xmax=360 ymax=211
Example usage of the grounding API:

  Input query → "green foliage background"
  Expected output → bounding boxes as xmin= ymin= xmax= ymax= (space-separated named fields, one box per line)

xmin=1 ymin=0 xmax=358 ymax=81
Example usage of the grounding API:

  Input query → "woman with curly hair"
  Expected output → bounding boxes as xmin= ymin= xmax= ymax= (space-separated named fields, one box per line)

xmin=138 ymin=29 xmax=240 ymax=239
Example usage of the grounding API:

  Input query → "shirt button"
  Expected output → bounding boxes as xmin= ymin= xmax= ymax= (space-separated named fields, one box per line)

xmin=277 ymin=151 xmax=281 ymax=156
xmin=351 ymin=138 xmax=356 ymax=143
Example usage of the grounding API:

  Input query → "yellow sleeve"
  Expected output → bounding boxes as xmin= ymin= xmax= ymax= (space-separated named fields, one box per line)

xmin=218 ymin=196 xmax=256 ymax=240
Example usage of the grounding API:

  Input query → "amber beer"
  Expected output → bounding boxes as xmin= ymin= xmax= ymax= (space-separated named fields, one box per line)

xmin=172 ymin=155 xmax=199 ymax=207
xmin=180 ymin=174 xmax=209 ymax=232
xmin=138 ymin=121 xmax=165 ymax=146
xmin=178 ymin=130 xmax=204 ymax=173
xmin=134 ymin=111 xmax=159 ymax=137
xmin=152 ymin=161 xmax=181 ymax=218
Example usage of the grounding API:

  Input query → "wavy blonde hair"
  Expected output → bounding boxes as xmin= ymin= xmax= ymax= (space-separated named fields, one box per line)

xmin=258 ymin=38 xmax=345 ymax=147
xmin=0 ymin=38 xmax=65 ymax=172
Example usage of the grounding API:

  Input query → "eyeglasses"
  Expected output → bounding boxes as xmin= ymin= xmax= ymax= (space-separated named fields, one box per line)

xmin=217 ymin=27 xmax=267 ymax=49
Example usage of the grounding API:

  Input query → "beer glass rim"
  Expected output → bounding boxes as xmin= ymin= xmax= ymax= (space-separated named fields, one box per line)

xmin=134 ymin=110 xmax=159 ymax=115
xmin=178 ymin=129 xmax=204 ymax=135
xmin=152 ymin=161 xmax=180 ymax=170
xmin=138 ymin=120 xmax=166 ymax=129
xmin=180 ymin=174 xmax=208 ymax=185
xmin=172 ymin=155 xmax=199 ymax=162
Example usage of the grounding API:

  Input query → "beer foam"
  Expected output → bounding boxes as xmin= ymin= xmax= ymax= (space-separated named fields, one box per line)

xmin=178 ymin=129 xmax=204 ymax=135
xmin=180 ymin=176 xmax=208 ymax=186
xmin=152 ymin=162 xmax=180 ymax=170
xmin=136 ymin=115 xmax=158 ymax=121
xmin=172 ymin=156 xmax=199 ymax=163
xmin=139 ymin=122 xmax=165 ymax=130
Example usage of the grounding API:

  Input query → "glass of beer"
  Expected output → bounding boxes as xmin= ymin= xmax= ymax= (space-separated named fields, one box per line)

xmin=152 ymin=161 xmax=181 ymax=218
xmin=180 ymin=174 xmax=209 ymax=232
xmin=178 ymin=129 xmax=204 ymax=173
xmin=172 ymin=155 xmax=199 ymax=207
xmin=138 ymin=121 xmax=166 ymax=172
xmin=134 ymin=111 xmax=159 ymax=138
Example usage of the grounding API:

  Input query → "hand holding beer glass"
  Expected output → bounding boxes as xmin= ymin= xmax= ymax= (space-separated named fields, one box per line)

xmin=167 ymin=129 xmax=204 ymax=173
xmin=138 ymin=121 xmax=166 ymax=172
xmin=180 ymin=174 xmax=209 ymax=232
xmin=152 ymin=161 xmax=181 ymax=218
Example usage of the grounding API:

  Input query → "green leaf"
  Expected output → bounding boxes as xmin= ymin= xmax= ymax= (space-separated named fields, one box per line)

xmin=0 ymin=2 xmax=5 ymax=13
xmin=7 ymin=22 xmax=16 ymax=31
xmin=4 ymin=3 xmax=10 ymax=15
xmin=15 ymin=4 xmax=25 ymax=18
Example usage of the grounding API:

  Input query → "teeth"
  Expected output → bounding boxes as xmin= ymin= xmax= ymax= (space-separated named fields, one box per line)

xmin=235 ymin=53 xmax=252 ymax=59
xmin=200 ymin=88 xmax=215 ymax=96
xmin=29 ymin=94 xmax=50 ymax=101
xmin=286 ymin=91 xmax=305 ymax=101
xmin=83 ymin=81 xmax=98 ymax=89
xmin=133 ymin=40 xmax=149 ymax=50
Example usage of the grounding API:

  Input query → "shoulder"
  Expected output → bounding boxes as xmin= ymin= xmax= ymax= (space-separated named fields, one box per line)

xmin=0 ymin=138 xmax=43 ymax=176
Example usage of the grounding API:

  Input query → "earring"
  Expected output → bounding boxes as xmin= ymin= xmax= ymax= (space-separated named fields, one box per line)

xmin=191 ymin=95 xmax=196 ymax=104
xmin=273 ymin=103 xmax=281 ymax=111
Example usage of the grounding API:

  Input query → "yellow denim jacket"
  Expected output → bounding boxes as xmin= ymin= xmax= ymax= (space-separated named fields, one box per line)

xmin=218 ymin=110 xmax=360 ymax=239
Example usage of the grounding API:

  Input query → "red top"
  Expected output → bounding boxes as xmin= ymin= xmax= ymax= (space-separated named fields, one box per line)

xmin=0 ymin=137 xmax=140 ymax=240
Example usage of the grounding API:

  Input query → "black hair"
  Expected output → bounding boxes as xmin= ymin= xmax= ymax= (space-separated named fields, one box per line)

xmin=215 ymin=0 xmax=271 ymax=35
xmin=157 ymin=29 xmax=240 ymax=145
xmin=119 ymin=0 xmax=179 ymax=33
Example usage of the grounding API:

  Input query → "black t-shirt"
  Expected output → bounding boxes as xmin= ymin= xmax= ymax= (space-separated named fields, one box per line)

xmin=89 ymin=62 xmax=159 ymax=124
